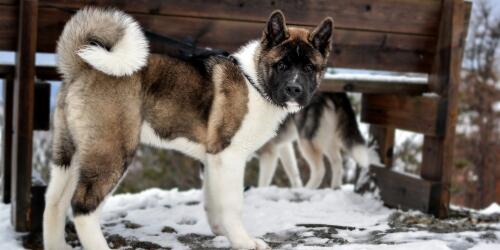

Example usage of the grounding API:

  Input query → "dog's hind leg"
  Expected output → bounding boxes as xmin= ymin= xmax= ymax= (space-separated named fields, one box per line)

xmin=298 ymin=139 xmax=325 ymax=189
xmin=326 ymin=149 xmax=343 ymax=189
xmin=44 ymin=164 xmax=78 ymax=250
xmin=70 ymin=145 xmax=135 ymax=250
xmin=44 ymin=108 xmax=77 ymax=250
xmin=257 ymin=145 xmax=279 ymax=187
xmin=278 ymin=143 xmax=303 ymax=188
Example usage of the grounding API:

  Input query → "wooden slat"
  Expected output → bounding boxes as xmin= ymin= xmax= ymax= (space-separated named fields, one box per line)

xmin=1 ymin=74 xmax=14 ymax=204
xmin=0 ymin=64 xmax=431 ymax=95
xmin=0 ymin=5 xmax=437 ymax=72
xmin=371 ymin=165 xmax=439 ymax=212
xmin=320 ymin=79 xmax=429 ymax=94
xmin=361 ymin=94 xmax=445 ymax=136
xmin=11 ymin=0 xmax=38 ymax=231
xmin=37 ymin=0 xmax=442 ymax=36
xmin=369 ymin=125 xmax=395 ymax=167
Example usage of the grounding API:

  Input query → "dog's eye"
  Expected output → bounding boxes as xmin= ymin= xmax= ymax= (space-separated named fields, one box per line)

xmin=277 ymin=61 xmax=287 ymax=71
xmin=304 ymin=64 xmax=314 ymax=72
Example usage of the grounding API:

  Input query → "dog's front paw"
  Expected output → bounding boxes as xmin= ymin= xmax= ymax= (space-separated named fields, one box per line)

xmin=232 ymin=238 xmax=270 ymax=250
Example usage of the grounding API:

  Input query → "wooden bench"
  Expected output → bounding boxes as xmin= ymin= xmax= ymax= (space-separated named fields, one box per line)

xmin=0 ymin=0 xmax=471 ymax=231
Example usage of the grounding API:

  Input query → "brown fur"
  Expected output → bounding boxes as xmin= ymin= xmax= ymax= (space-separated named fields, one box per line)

xmin=54 ymin=53 xmax=250 ymax=214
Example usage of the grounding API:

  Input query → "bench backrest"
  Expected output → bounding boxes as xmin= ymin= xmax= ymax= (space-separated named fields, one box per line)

xmin=0 ymin=0 xmax=471 ymax=74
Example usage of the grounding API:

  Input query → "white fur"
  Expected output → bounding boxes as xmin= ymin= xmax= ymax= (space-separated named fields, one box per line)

xmin=278 ymin=143 xmax=303 ymax=188
xmin=77 ymin=11 xmax=149 ymax=77
xmin=140 ymin=122 xmax=206 ymax=162
xmin=43 ymin=164 xmax=79 ymax=250
xmin=257 ymin=148 xmax=279 ymax=187
xmin=202 ymin=43 xmax=287 ymax=249
xmin=73 ymin=209 xmax=110 ymax=250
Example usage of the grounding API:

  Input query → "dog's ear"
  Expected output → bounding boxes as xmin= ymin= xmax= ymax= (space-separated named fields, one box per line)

xmin=264 ymin=10 xmax=289 ymax=47
xmin=309 ymin=17 xmax=334 ymax=55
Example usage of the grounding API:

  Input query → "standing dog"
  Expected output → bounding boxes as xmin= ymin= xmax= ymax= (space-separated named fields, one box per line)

xmin=43 ymin=7 xmax=333 ymax=250
xmin=258 ymin=92 xmax=379 ymax=189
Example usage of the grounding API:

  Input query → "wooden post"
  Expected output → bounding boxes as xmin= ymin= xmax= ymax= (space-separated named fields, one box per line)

xmin=421 ymin=0 xmax=465 ymax=218
xmin=1 ymin=74 xmax=14 ymax=204
xmin=11 ymin=0 xmax=38 ymax=231
xmin=369 ymin=125 xmax=395 ymax=168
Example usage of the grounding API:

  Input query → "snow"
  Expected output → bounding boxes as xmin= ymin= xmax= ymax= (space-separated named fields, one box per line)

xmin=1 ymin=186 xmax=499 ymax=249
xmin=325 ymin=72 xmax=428 ymax=84
xmin=469 ymin=243 xmax=500 ymax=250
xmin=0 ymin=203 xmax=25 ymax=250
xmin=481 ymin=203 xmax=500 ymax=215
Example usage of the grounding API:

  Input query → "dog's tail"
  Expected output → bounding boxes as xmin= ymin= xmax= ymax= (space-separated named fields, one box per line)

xmin=56 ymin=7 xmax=149 ymax=80
xmin=323 ymin=93 xmax=380 ymax=168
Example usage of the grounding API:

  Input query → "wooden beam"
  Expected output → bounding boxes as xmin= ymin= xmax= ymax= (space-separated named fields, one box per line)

xmin=361 ymin=94 xmax=445 ymax=136
xmin=371 ymin=165 xmax=440 ymax=212
xmin=369 ymin=125 xmax=395 ymax=168
xmin=36 ymin=0 xmax=443 ymax=36
xmin=421 ymin=0 xmax=467 ymax=218
xmin=320 ymin=79 xmax=429 ymax=94
xmin=1 ymin=74 xmax=14 ymax=204
xmin=0 ymin=5 xmax=437 ymax=72
xmin=11 ymin=0 xmax=38 ymax=231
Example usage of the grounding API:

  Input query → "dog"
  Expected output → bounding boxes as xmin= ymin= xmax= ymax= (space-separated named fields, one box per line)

xmin=43 ymin=7 xmax=333 ymax=250
xmin=257 ymin=92 xmax=379 ymax=189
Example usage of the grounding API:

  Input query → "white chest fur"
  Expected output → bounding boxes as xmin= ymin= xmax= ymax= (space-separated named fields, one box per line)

xmin=221 ymin=84 xmax=288 ymax=157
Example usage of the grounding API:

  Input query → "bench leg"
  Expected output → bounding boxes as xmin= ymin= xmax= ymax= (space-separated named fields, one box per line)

xmin=369 ymin=125 xmax=395 ymax=168
xmin=2 ymin=75 xmax=14 ymax=204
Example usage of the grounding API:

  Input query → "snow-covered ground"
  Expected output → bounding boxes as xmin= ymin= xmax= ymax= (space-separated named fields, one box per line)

xmin=1 ymin=186 xmax=499 ymax=250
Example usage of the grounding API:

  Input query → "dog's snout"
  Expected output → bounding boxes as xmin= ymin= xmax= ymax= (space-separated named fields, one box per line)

xmin=284 ymin=84 xmax=303 ymax=99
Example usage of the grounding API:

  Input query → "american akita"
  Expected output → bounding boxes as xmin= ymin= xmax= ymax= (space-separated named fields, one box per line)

xmin=257 ymin=92 xmax=379 ymax=189
xmin=43 ymin=7 xmax=333 ymax=250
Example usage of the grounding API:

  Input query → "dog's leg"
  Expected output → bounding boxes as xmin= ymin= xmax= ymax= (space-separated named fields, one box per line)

xmin=278 ymin=143 xmax=303 ymax=188
xmin=257 ymin=147 xmax=279 ymax=187
xmin=44 ymin=164 xmax=78 ymax=250
xmin=71 ymin=150 xmax=131 ymax=250
xmin=298 ymin=140 xmax=325 ymax=189
xmin=326 ymin=149 xmax=343 ymax=189
xmin=204 ymin=153 xmax=269 ymax=249
xmin=44 ymin=106 xmax=76 ymax=250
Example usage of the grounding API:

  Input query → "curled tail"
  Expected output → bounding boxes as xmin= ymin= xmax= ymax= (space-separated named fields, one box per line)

xmin=56 ymin=7 xmax=149 ymax=80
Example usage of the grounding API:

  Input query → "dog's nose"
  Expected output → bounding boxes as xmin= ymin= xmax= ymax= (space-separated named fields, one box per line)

xmin=284 ymin=84 xmax=303 ymax=99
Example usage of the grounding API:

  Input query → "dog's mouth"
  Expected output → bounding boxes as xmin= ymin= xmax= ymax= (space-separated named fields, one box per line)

xmin=285 ymin=101 xmax=302 ymax=113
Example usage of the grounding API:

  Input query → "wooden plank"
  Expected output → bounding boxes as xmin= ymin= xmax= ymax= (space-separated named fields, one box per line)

xmin=0 ymin=5 xmax=437 ymax=72
xmin=361 ymin=94 xmax=445 ymax=136
xmin=421 ymin=0 xmax=467 ymax=218
xmin=33 ymin=82 xmax=51 ymax=131
xmin=38 ymin=0 xmax=442 ymax=36
xmin=1 ymin=74 xmax=14 ymax=204
xmin=371 ymin=165 xmax=439 ymax=212
xmin=11 ymin=0 xmax=38 ymax=232
xmin=0 ymin=65 xmax=60 ymax=81
xmin=320 ymin=79 xmax=429 ymax=94
xmin=369 ymin=125 xmax=395 ymax=167
xmin=0 ymin=65 xmax=431 ymax=95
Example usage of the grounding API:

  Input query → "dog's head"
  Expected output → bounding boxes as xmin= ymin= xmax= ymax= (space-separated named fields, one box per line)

xmin=256 ymin=11 xmax=333 ymax=112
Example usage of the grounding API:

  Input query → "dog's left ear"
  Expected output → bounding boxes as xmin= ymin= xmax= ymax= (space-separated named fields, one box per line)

xmin=264 ymin=10 xmax=289 ymax=47
xmin=309 ymin=17 xmax=334 ymax=55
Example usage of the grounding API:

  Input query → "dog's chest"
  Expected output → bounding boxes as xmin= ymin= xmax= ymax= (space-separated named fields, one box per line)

xmin=223 ymin=86 xmax=288 ymax=155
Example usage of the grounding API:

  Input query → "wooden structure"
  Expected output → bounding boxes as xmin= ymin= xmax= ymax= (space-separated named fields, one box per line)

xmin=0 ymin=0 xmax=470 ymax=232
